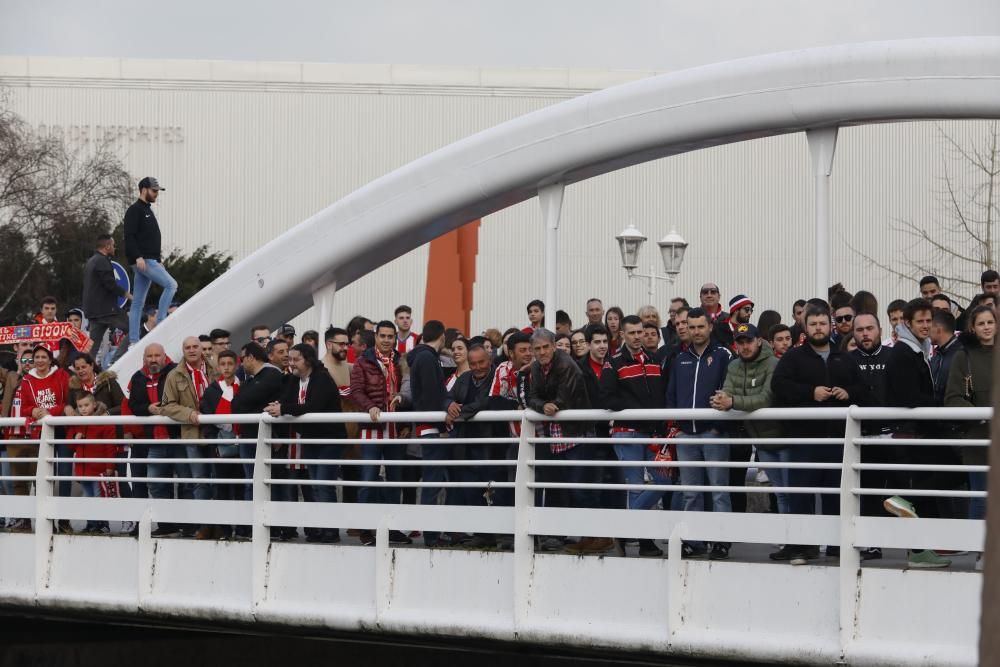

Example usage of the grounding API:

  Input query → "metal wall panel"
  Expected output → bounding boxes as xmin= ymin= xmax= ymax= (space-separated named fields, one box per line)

xmin=2 ymin=62 xmax=993 ymax=341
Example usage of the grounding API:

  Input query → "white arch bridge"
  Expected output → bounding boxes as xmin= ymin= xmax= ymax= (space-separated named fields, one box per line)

xmin=111 ymin=36 xmax=1000 ymax=374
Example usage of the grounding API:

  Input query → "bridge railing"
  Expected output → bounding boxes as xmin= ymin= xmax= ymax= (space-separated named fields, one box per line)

xmin=0 ymin=407 xmax=986 ymax=558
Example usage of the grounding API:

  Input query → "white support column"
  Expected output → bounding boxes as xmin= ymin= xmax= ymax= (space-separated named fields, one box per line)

xmin=34 ymin=422 xmax=54 ymax=597
xmin=252 ymin=419 xmax=272 ymax=609
xmin=839 ymin=407 xmax=862 ymax=659
xmin=513 ymin=411 xmax=534 ymax=630
xmin=539 ymin=183 xmax=565 ymax=326
xmin=312 ymin=280 xmax=338 ymax=334
xmin=806 ymin=127 xmax=838 ymax=299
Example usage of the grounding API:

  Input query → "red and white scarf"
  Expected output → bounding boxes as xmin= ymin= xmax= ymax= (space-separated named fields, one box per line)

xmin=375 ymin=348 xmax=397 ymax=407
xmin=186 ymin=362 xmax=209 ymax=401
xmin=288 ymin=377 xmax=309 ymax=470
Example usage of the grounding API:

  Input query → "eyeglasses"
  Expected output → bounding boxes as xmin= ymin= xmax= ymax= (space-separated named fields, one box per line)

xmin=834 ymin=314 xmax=854 ymax=324
xmin=254 ymin=336 xmax=270 ymax=343
xmin=701 ymin=288 xmax=719 ymax=295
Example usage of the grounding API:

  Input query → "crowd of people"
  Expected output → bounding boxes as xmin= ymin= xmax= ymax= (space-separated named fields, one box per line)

xmin=0 ymin=180 xmax=995 ymax=568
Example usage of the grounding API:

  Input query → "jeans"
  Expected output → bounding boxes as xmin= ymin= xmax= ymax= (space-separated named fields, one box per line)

xmin=80 ymin=481 xmax=105 ymax=530
xmin=89 ymin=313 xmax=130 ymax=365
xmin=147 ymin=443 xmax=192 ymax=500
xmin=305 ymin=443 xmax=341 ymax=505
xmin=676 ymin=430 xmax=731 ymax=513
xmin=128 ymin=259 xmax=177 ymax=343
xmin=756 ymin=447 xmax=792 ymax=514
xmin=419 ymin=433 xmax=452 ymax=545
xmin=612 ymin=432 xmax=668 ymax=510
xmin=185 ymin=444 xmax=214 ymax=501
xmin=358 ymin=434 xmax=403 ymax=504
xmin=970 ymin=471 xmax=987 ymax=521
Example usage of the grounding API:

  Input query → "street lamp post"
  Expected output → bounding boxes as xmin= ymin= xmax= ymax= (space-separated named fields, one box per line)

xmin=615 ymin=224 xmax=688 ymax=300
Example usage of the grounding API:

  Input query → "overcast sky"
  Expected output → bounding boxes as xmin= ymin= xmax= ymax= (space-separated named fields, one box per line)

xmin=1 ymin=0 xmax=998 ymax=70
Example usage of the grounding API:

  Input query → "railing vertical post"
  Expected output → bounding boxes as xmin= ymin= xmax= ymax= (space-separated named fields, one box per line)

xmin=513 ymin=411 xmax=534 ymax=630
xmin=839 ymin=406 xmax=862 ymax=659
xmin=252 ymin=418 xmax=271 ymax=608
xmin=33 ymin=420 xmax=55 ymax=597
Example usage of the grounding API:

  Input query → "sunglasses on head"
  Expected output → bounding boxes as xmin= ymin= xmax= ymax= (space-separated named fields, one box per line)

xmin=835 ymin=314 xmax=854 ymax=323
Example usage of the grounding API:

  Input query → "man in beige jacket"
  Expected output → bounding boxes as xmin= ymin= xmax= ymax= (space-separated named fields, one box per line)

xmin=162 ymin=336 xmax=217 ymax=538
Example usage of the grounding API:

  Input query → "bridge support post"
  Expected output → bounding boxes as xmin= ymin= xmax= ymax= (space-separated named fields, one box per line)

xmin=33 ymin=421 xmax=55 ymax=597
xmin=312 ymin=280 xmax=338 ymax=334
xmin=513 ymin=411 xmax=535 ymax=630
xmin=252 ymin=419 xmax=272 ymax=609
xmin=539 ymin=183 xmax=565 ymax=325
xmin=806 ymin=127 xmax=838 ymax=299
xmin=839 ymin=408 xmax=862 ymax=659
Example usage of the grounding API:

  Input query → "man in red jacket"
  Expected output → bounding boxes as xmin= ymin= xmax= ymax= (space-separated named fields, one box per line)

xmin=350 ymin=320 xmax=410 ymax=546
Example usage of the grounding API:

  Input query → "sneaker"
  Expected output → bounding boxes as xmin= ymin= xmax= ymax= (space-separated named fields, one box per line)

xmin=860 ymin=547 xmax=883 ymax=561
xmin=120 ymin=521 xmax=136 ymax=535
xmin=97 ymin=525 xmax=111 ymax=536
xmin=908 ymin=549 xmax=951 ymax=569
xmin=709 ymin=543 xmax=730 ymax=560
xmin=565 ymin=537 xmax=618 ymax=555
xmin=359 ymin=531 xmax=376 ymax=547
xmin=681 ymin=542 xmax=708 ymax=559
xmin=389 ymin=530 xmax=413 ymax=545
xmin=884 ymin=496 xmax=918 ymax=519
xmin=8 ymin=519 xmax=30 ymax=533
xmin=151 ymin=526 xmax=179 ymax=538
xmin=769 ymin=545 xmax=795 ymax=561
xmin=934 ymin=549 xmax=968 ymax=556
xmin=638 ymin=539 xmax=664 ymax=558
xmin=825 ymin=546 xmax=840 ymax=559
xmin=789 ymin=546 xmax=820 ymax=566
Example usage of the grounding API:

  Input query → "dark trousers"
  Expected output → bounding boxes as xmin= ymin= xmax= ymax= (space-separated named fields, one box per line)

xmin=88 ymin=313 xmax=130 ymax=365
xmin=789 ymin=444 xmax=842 ymax=516
xmin=419 ymin=434 xmax=452 ymax=544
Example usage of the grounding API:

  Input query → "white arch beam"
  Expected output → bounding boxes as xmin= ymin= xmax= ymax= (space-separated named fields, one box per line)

xmin=113 ymin=37 xmax=1000 ymax=377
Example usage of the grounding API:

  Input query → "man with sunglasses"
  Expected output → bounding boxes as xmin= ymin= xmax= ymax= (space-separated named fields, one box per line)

xmin=831 ymin=304 xmax=856 ymax=348
xmin=698 ymin=283 xmax=726 ymax=323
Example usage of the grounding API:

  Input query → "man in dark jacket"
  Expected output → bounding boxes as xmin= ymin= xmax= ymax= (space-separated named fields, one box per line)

xmin=127 ymin=342 xmax=182 ymax=537
xmin=666 ymin=308 xmax=732 ymax=559
xmin=598 ymin=316 xmax=669 ymax=556
xmin=124 ymin=177 xmax=177 ymax=346
xmin=83 ymin=234 xmax=132 ymax=364
xmin=265 ymin=343 xmax=347 ymax=544
xmin=771 ymin=303 xmax=869 ymax=565
xmin=527 ymin=329 xmax=600 ymax=547
xmin=406 ymin=320 xmax=454 ymax=547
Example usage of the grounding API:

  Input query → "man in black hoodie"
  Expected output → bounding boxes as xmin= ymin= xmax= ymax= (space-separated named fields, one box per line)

xmin=124 ymin=177 xmax=177 ymax=347
xmin=406 ymin=320 xmax=454 ymax=548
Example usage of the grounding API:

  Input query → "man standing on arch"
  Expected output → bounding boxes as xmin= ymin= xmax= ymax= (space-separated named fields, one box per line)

xmin=124 ymin=177 xmax=178 ymax=346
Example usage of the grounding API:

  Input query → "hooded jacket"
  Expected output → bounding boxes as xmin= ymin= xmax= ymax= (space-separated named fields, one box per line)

xmin=407 ymin=343 xmax=450 ymax=432
xmin=666 ymin=343 xmax=731 ymax=433
xmin=720 ymin=342 xmax=781 ymax=445
xmin=944 ymin=332 xmax=993 ymax=465
xmin=67 ymin=402 xmax=120 ymax=477
xmin=886 ymin=324 xmax=936 ymax=437
xmin=19 ymin=366 xmax=71 ymax=436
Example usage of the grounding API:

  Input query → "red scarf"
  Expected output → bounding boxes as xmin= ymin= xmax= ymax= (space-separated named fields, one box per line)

xmin=143 ymin=370 xmax=169 ymax=440
xmin=375 ymin=348 xmax=397 ymax=408
xmin=186 ymin=362 xmax=209 ymax=401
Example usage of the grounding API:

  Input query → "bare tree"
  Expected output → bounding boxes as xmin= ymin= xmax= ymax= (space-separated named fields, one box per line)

xmin=853 ymin=121 xmax=999 ymax=302
xmin=0 ymin=92 xmax=133 ymax=321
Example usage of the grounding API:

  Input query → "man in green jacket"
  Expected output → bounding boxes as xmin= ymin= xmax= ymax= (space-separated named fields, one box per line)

xmin=710 ymin=324 xmax=788 ymax=515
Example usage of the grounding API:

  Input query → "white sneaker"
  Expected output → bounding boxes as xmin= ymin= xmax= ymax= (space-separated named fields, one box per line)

xmin=120 ymin=521 xmax=136 ymax=535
